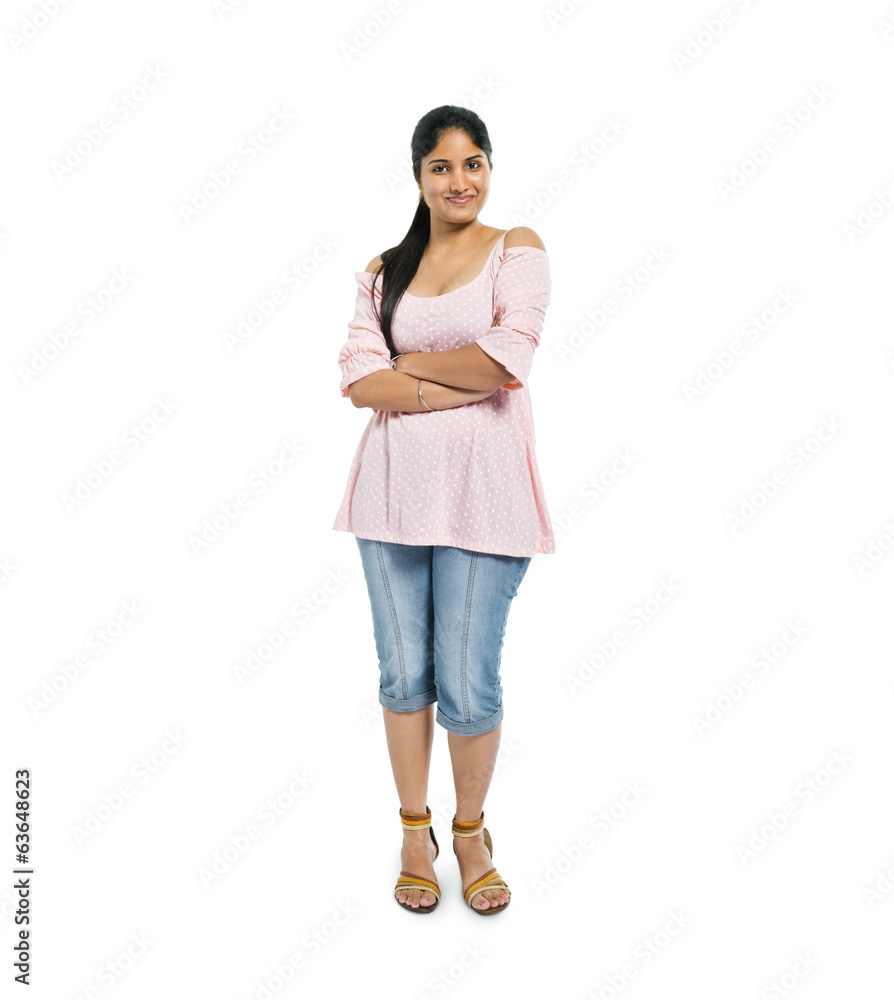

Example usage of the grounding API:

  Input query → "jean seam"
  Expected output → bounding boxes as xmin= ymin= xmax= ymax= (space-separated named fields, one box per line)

xmin=374 ymin=539 xmax=409 ymax=700
xmin=460 ymin=552 xmax=478 ymax=724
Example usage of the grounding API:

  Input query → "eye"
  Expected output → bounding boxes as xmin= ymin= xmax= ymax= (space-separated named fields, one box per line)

xmin=432 ymin=161 xmax=482 ymax=173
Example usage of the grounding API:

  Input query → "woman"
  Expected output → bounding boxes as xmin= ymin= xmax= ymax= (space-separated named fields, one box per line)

xmin=332 ymin=105 xmax=555 ymax=914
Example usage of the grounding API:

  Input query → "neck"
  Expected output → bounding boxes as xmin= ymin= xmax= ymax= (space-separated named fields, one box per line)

xmin=426 ymin=218 xmax=485 ymax=250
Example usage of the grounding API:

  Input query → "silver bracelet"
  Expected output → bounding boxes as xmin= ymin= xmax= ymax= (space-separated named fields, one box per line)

xmin=418 ymin=379 xmax=436 ymax=411
xmin=392 ymin=353 xmax=435 ymax=410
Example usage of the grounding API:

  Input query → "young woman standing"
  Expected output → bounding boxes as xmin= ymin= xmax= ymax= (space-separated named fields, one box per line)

xmin=333 ymin=105 xmax=555 ymax=914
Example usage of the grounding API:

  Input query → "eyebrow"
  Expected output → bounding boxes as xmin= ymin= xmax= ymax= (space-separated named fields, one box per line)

xmin=425 ymin=155 xmax=483 ymax=164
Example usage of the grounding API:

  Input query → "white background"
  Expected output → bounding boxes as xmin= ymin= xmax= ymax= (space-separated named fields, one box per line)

xmin=3 ymin=0 xmax=894 ymax=997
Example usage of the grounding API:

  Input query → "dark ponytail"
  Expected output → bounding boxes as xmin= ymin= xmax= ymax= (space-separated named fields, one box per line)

xmin=368 ymin=105 xmax=494 ymax=358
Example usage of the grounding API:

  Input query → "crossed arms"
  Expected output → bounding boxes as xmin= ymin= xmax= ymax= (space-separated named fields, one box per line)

xmin=348 ymin=343 xmax=513 ymax=411
xmin=348 ymin=226 xmax=546 ymax=412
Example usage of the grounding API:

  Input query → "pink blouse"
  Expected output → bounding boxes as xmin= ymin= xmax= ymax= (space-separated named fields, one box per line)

xmin=332 ymin=230 xmax=555 ymax=557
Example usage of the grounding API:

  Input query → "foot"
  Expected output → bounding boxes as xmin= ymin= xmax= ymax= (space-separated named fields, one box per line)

xmin=453 ymin=830 xmax=510 ymax=911
xmin=395 ymin=828 xmax=439 ymax=909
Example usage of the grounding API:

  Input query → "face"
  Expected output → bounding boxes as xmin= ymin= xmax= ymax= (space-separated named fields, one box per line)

xmin=417 ymin=130 xmax=491 ymax=225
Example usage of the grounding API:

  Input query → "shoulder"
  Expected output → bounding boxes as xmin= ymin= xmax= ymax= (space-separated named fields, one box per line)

xmin=502 ymin=227 xmax=546 ymax=252
xmin=363 ymin=253 xmax=384 ymax=274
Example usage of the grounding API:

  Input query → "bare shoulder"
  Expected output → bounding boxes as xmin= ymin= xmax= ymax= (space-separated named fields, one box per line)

xmin=503 ymin=226 xmax=546 ymax=252
xmin=363 ymin=253 xmax=384 ymax=274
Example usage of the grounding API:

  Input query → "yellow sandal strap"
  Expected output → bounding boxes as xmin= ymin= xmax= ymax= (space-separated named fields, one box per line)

xmin=464 ymin=869 xmax=509 ymax=905
xmin=395 ymin=873 xmax=441 ymax=899
xmin=451 ymin=811 xmax=485 ymax=837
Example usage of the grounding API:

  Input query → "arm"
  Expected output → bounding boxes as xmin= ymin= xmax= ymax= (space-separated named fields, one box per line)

xmin=393 ymin=342 xmax=513 ymax=391
xmin=394 ymin=227 xmax=549 ymax=391
xmin=349 ymin=369 xmax=497 ymax=411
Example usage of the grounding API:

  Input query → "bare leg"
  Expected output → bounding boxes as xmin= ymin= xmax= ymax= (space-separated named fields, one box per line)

xmin=448 ymin=724 xmax=510 ymax=910
xmin=383 ymin=704 xmax=439 ymax=908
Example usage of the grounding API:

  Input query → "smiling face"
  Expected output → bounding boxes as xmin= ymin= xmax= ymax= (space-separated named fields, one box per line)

xmin=417 ymin=129 xmax=491 ymax=226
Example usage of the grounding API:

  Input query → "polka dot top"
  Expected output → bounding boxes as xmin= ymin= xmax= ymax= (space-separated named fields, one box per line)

xmin=332 ymin=230 xmax=555 ymax=557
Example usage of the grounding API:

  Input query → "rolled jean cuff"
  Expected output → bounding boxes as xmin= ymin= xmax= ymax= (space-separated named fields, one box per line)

xmin=379 ymin=687 xmax=438 ymax=712
xmin=436 ymin=705 xmax=503 ymax=736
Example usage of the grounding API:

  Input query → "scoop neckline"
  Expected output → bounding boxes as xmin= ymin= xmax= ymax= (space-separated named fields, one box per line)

xmin=402 ymin=229 xmax=508 ymax=300
xmin=354 ymin=231 xmax=549 ymax=296
xmin=404 ymin=229 xmax=509 ymax=302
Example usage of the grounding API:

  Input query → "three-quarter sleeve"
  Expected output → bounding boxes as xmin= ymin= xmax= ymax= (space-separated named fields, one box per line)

xmin=337 ymin=272 xmax=394 ymax=398
xmin=475 ymin=247 xmax=551 ymax=390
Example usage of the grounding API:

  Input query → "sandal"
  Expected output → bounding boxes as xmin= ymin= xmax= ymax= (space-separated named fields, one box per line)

xmin=394 ymin=806 xmax=440 ymax=914
xmin=452 ymin=811 xmax=511 ymax=915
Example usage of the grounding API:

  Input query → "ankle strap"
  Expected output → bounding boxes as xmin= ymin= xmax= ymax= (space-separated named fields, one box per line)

xmin=399 ymin=805 xmax=432 ymax=829
xmin=451 ymin=811 xmax=484 ymax=837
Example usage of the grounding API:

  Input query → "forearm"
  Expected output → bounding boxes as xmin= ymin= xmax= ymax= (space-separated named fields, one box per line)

xmin=349 ymin=369 xmax=496 ymax=411
xmin=395 ymin=343 xmax=512 ymax=390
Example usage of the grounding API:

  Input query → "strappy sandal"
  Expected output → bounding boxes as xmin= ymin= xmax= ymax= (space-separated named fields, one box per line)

xmin=394 ymin=806 xmax=441 ymax=914
xmin=452 ymin=811 xmax=511 ymax=915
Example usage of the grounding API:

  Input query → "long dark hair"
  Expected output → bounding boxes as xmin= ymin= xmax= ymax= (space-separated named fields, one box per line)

xmin=368 ymin=105 xmax=494 ymax=358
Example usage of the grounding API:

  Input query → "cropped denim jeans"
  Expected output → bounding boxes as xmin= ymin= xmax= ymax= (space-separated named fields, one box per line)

xmin=355 ymin=538 xmax=531 ymax=735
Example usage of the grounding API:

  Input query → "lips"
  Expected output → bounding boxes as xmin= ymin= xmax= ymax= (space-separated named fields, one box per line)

xmin=448 ymin=195 xmax=473 ymax=203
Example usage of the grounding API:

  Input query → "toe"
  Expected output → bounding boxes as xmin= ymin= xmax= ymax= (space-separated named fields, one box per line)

xmin=480 ymin=888 xmax=508 ymax=908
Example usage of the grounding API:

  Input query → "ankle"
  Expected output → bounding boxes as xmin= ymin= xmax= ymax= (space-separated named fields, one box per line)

xmin=451 ymin=810 xmax=485 ymax=839
xmin=452 ymin=831 xmax=483 ymax=844
xmin=402 ymin=827 xmax=432 ymax=840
